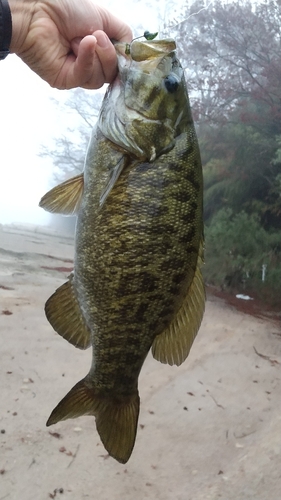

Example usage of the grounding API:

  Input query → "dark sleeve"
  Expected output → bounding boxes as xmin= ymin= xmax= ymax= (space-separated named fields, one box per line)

xmin=0 ymin=0 xmax=12 ymax=60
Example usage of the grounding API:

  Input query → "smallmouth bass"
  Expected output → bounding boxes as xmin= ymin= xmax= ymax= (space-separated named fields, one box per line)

xmin=39 ymin=38 xmax=205 ymax=464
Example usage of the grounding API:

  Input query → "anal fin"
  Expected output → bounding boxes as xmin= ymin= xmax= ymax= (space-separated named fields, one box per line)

xmin=45 ymin=276 xmax=91 ymax=349
xmin=152 ymin=242 xmax=205 ymax=366
xmin=39 ymin=173 xmax=84 ymax=215
xmin=47 ymin=378 xmax=140 ymax=464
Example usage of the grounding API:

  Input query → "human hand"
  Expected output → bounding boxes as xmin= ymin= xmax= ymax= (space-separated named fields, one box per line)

xmin=9 ymin=0 xmax=132 ymax=89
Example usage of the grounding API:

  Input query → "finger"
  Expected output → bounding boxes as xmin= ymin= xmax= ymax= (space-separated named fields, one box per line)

xmin=63 ymin=31 xmax=121 ymax=89
xmin=94 ymin=31 xmax=119 ymax=83
xmin=70 ymin=35 xmax=106 ymax=89
xmin=71 ymin=36 xmax=84 ymax=56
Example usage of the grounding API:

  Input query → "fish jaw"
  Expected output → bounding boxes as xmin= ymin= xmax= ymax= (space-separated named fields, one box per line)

xmin=98 ymin=39 xmax=185 ymax=161
xmin=116 ymin=38 xmax=177 ymax=61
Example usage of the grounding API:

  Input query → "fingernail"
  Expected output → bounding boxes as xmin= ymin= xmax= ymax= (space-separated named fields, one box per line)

xmin=96 ymin=32 xmax=110 ymax=49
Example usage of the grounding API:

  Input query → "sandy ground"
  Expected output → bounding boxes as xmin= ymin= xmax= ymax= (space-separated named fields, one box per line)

xmin=0 ymin=223 xmax=280 ymax=500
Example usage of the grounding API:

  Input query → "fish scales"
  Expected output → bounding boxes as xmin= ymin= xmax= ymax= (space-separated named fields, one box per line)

xmin=76 ymin=132 xmax=201 ymax=388
xmin=39 ymin=38 xmax=205 ymax=464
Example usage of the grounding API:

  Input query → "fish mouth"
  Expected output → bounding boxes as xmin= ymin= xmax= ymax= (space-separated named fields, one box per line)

xmin=114 ymin=39 xmax=176 ymax=62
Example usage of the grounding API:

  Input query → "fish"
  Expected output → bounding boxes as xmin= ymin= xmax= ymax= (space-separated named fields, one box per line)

xmin=39 ymin=38 xmax=205 ymax=464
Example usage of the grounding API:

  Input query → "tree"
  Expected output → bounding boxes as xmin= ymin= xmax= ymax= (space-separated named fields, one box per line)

xmin=39 ymin=88 xmax=103 ymax=233
xmin=40 ymin=88 xmax=103 ymax=183
xmin=202 ymin=114 xmax=281 ymax=229
xmin=174 ymin=0 xmax=281 ymax=127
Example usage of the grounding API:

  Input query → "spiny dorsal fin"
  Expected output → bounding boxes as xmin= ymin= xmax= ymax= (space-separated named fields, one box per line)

xmin=46 ymin=378 xmax=140 ymax=464
xmin=45 ymin=276 xmax=91 ymax=350
xmin=152 ymin=241 xmax=205 ymax=366
xmin=39 ymin=173 xmax=84 ymax=215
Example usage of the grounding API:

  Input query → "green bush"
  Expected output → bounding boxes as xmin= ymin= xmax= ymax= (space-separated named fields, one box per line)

xmin=203 ymin=208 xmax=281 ymax=306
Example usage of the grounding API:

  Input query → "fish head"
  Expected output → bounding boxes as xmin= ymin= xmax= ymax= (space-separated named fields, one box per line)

xmin=98 ymin=39 xmax=188 ymax=161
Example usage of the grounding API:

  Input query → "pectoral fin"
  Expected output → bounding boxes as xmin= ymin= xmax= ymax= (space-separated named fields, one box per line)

xmin=45 ymin=275 xmax=91 ymax=349
xmin=47 ymin=378 xmax=140 ymax=464
xmin=152 ymin=243 xmax=205 ymax=366
xmin=39 ymin=173 xmax=84 ymax=215
xmin=99 ymin=157 xmax=128 ymax=207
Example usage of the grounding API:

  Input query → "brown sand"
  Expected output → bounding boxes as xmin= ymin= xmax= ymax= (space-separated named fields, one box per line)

xmin=0 ymin=223 xmax=280 ymax=500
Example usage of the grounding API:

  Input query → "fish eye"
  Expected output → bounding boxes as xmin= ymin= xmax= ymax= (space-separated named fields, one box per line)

xmin=164 ymin=74 xmax=179 ymax=93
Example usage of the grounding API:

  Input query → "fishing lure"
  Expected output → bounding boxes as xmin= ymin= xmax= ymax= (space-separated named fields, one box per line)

xmin=125 ymin=31 xmax=158 ymax=55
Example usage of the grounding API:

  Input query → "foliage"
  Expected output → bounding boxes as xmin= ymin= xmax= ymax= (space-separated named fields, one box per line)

xmin=204 ymin=208 xmax=281 ymax=305
xmin=201 ymin=116 xmax=281 ymax=229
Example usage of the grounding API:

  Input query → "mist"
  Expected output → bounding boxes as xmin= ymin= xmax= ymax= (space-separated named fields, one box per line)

xmin=0 ymin=56 xmax=64 ymax=227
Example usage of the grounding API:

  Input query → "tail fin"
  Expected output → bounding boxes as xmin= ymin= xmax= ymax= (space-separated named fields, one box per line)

xmin=46 ymin=378 xmax=140 ymax=464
